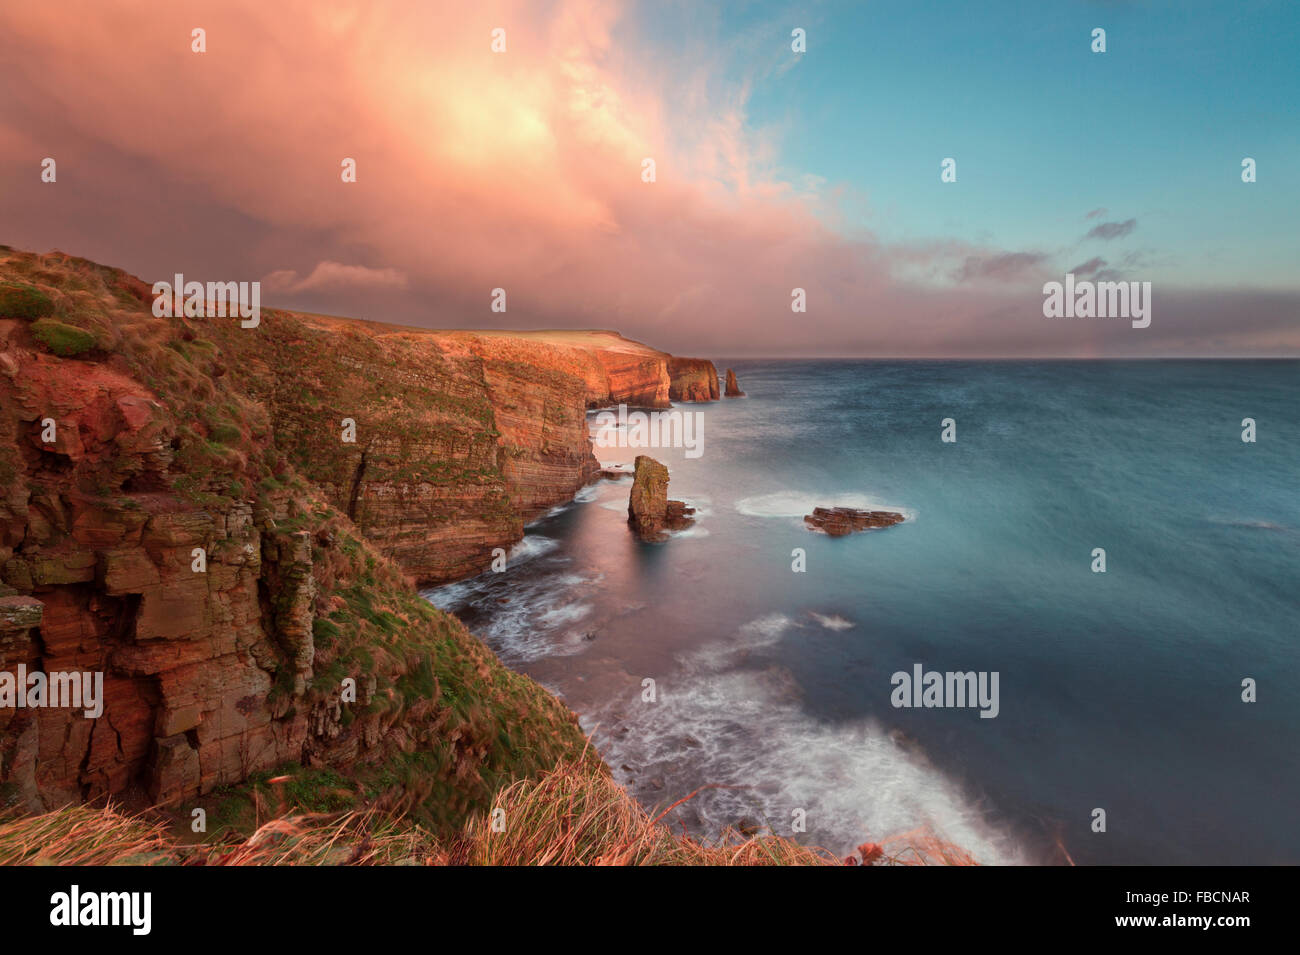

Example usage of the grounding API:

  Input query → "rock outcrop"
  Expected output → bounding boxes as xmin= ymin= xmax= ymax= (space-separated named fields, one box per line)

xmin=272 ymin=326 xmax=716 ymax=583
xmin=804 ymin=507 xmax=905 ymax=536
xmin=0 ymin=248 xmax=636 ymax=825
xmin=724 ymin=368 xmax=745 ymax=397
xmin=627 ymin=455 xmax=694 ymax=542
xmin=667 ymin=357 xmax=720 ymax=402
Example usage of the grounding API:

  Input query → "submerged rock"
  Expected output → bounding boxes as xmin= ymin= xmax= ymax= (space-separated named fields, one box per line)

xmin=804 ymin=506 xmax=904 ymax=536
xmin=627 ymin=455 xmax=694 ymax=542
xmin=724 ymin=368 xmax=745 ymax=397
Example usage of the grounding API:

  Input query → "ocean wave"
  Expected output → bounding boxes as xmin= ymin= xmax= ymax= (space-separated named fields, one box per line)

xmin=574 ymin=484 xmax=602 ymax=503
xmin=538 ymin=601 xmax=593 ymax=626
xmin=669 ymin=525 xmax=710 ymax=538
xmin=583 ymin=664 xmax=1023 ymax=864
xmin=809 ymin=612 xmax=855 ymax=631
xmin=509 ymin=534 xmax=561 ymax=562
xmin=685 ymin=612 xmax=797 ymax=670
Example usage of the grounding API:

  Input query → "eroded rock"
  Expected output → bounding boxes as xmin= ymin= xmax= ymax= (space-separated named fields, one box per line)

xmin=803 ymin=506 xmax=904 ymax=536
xmin=627 ymin=455 xmax=694 ymax=542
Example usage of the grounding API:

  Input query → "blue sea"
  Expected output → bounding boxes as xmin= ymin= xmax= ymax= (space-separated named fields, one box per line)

xmin=427 ymin=360 xmax=1299 ymax=865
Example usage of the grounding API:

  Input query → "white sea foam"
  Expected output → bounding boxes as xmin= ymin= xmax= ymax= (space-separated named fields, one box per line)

xmin=539 ymin=602 xmax=593 ymax=626
xmin=508 ymin=534 xmax=561 ymax=563
xmin=669 ymin=525 xmax=709 ymax=538
xmin=687 ymin=612 xmax=796 ymax=670
xmin=586 ymin=614 xmax=1023 ymax=863
xmin=809 ymin=612 xmax=856 ymax=631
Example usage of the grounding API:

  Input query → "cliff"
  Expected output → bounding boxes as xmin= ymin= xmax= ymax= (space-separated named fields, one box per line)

xmin=0 ymin=247 xmax=713 ymax=824
xmin=246 ymin=323 xmax=718 ymax=582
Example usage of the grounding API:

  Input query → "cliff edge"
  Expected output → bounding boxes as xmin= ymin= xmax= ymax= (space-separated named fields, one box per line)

xmin=0 ymin=246 xmax=713 ymax=827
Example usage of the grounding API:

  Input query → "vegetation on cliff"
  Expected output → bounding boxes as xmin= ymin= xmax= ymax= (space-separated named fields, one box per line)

xmin=0 ymin=247 xmax=965 ymax=866
xmin=0 ymin=759 xmax=976 ymax=866
xmin=0 ymin=247 xmax=593 ymax=833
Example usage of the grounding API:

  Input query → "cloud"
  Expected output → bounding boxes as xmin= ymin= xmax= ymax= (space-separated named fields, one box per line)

xmin=1084 ymin=208 xmax=1107 ymax=220
xmin=952 ymin=251 xmax=1048 ymax=283
xmin=1085 ymin=218 xmax=1137 ymax=241
xmin=1066 ymin=256 xmax=1123 ymax=281
xmin=261 ymin=262 xmax=408 ymax=294
xmin=0 ymin=1 xmax=1293 ymax=357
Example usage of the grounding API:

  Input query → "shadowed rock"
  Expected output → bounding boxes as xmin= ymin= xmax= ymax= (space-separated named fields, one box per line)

xmin=724 ymin=368 xmax=745 ymax=397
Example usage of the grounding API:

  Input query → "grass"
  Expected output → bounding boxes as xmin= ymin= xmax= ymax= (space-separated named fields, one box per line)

xmin=0 ymin=281 xmax=55 ymax=319
xmin=30 ymin=318 xmax=98 ymax=357
xmin=450 ymin=761 xmax=839 ymax=865
xmin=0 ymin=762 xmax=977 ymax=866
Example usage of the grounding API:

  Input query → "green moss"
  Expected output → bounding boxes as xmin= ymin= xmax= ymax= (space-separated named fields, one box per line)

xmin=209 ymin=423 xmax=242 ymax=445
xmin=0 ymin=282 xmax=54 ymax=319
xmin=312 ymin=616 xmax=341 ymax=648
xmin=30 ymin=319 xmax=98 ymax=357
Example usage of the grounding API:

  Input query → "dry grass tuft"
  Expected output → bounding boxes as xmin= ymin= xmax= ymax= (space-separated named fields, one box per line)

xmin=450 ymin=762 xmax=840 ymax=866
xmin=0 ymin=803 xmax=176 ymax=866
xmin=0 ymin=763 xmax=980 ymax=867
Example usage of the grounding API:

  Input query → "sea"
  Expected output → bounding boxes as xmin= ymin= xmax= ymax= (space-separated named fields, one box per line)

xmin=425 ymin=360 xmax=1299 ymax=865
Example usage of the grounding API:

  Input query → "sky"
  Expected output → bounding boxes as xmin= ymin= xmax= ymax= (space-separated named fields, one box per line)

xmin=1 ymin=0 xmax=1297 ymax=357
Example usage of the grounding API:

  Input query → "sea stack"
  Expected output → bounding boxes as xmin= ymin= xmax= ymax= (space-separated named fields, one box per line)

xmin=668 ymin=357 xmax=721 ymax=401
xmin=724 ymin=368 xmax=745 ymax=397
xmin=628 ymin=455 xmax=695 ymax=542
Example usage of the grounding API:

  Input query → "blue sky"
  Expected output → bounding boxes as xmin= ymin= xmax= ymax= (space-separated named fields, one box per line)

xmin=629 ymin=0 xmax=1299 ymax=289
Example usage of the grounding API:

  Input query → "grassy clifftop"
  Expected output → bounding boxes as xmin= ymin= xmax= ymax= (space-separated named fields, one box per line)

xmin=0 ymin=247 xmax=593 ymax=834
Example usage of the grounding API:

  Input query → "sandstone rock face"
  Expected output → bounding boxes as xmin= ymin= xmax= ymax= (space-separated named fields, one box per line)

xmin=627 ymin=455 xmax=695 ymax=542
xmin=0 ymin=250 xmax=622 ymax=835
xmin=0 ymin=341 xmax=295 ymax=806
xmin=279 ymin=327 xmax=714 ymax=584
xmin=724 ymin=368 xmax=745 ymax=397
xmin=803 ymin=507 xmax=905 ymax=536
xmin=0 ymin=249 xmax=708 ymax=819
xmin=667 ymin=357 xmax=720 ymax=402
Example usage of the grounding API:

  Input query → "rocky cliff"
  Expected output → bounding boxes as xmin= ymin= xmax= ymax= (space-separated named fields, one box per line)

xmin=240 ymin=324 xmax=717 ymax=583
xmin=0 ymin=247 xmax=714 ymax=824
